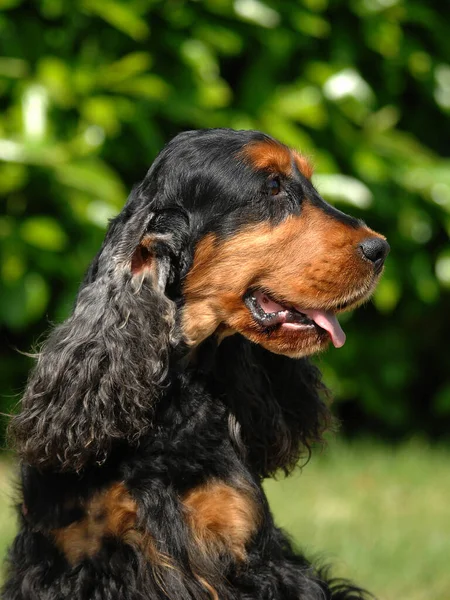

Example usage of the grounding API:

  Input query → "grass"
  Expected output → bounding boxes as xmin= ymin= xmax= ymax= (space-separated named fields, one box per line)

xmin=265 ymin=439 xmax=450 ymax=600
xmin=1 ymin=440 xmax=449 ymax=599
xmin=0 ymin=457 xmax=17 ymax=571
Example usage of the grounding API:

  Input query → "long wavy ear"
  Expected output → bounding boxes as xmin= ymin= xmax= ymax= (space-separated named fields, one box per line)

xmin=206 ymin=335 xmax=332 ymax=478
xmin=9 ymin=189 xmax=188 ymax=472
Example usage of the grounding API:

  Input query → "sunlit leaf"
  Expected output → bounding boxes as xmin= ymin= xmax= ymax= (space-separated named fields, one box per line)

xmin=411 ymin=253 xmax=440 ymax=304
xmin=0 ymin=57 xmax=28 ymax=78
xmin=54 ymin=160 xmax=126 ymax=208
xmin=0 ymin=0 xmax=22 ymax=9
xmin=81 ymin=0 xmax=149 ymax=40
xmin=0 ymin=163 xmax=27 ymax=194
xmin=373 ymin=278 xmax=402 ymax=313
xmin=314 ymin=174 xmax=373 ymax=208
xmin=194 ymin=24 xmax=243 ymax=55
xmin=181 ymin=39 xmax=219 ymax=79
xmin=2 ymin=252 xmax=25 ymax=284
xmin=198 ymin=80 xmax=232 ymax=108
xmin=38 ymin=57 xmax=74 ymax=107
xmin=98 ymin=52 xmax=153 ymax=88
xmin=24 ymin=272 xmax=50 ymax=323
xmin=272 ymin=85 xmax=327 ymax=128
xmin=0 ymin=272 xmax=49 ymax=329
xmin=259 ymin=112 xmax=315 ymax=151
xmin=435 ymin=250 xmax=450 ymax=288
xmin=112 ymin=75 xmax=170 ymax=101
xmin=292 ymin=9 xmax=330 ymax=38
xmin=234 ymin=0 xmax=280 ymax=28
xmin=365 ymin=20 xmax=403 ymax=57
xmin=20 ymin=217 xmax=68 ymax=251
xmin=81 ymin=96 xmax=121 ymax=135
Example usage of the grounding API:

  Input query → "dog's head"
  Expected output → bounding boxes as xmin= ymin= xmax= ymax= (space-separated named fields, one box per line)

xmin=170 ymin=130 xmax=388 ymax=357
xmin=11 ymin=129 xmax=388 ymax=472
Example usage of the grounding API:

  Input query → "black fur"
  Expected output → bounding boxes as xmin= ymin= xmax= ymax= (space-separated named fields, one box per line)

xmin=3 ymin=129 xmax=373 ymax=599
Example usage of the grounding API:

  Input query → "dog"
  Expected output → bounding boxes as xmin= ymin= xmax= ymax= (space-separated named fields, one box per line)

xmin=3 ymin=128 xmax=388 ymax=599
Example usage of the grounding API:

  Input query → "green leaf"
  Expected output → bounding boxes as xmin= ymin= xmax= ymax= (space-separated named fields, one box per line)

xmin=38 ymin=56 xmax=74 ymax=107
xmin=0 ymin=0 xmax=22 ymax=9
xmin=1 ymin=251 xmax=26 ymax=284
xmin=20 ymin=217 xmax=68 ymax=251
xmin=435 ymin=250 xmax=450 ymax=288
xmin=81 ymin=0 xmax=149 ymax=40
xmin=234 ymin=0 xmax=280 ymax=28
xmin=313 ymin=174 xmax=373 ymax=208
xmin=24 ymin=272 xmax=50 ymax=323
xmin=373 ymin=277 xmax=402 ymax=313
xmin=272 ymin=85 xmax=327 ymax=128
xmin=111 ymin=75 xmax=170 ymax=101
xmin=292 ymin=9 xmax=330 ymax=38
xmin=54 ymin=160 xmax=126 ymax=208
xmin=81 ymin=96 xmax=121 ymax=135
xmin=0 ymin=56 xmax=28 ymax=78
xmin=0 ymin=272 xmax=49 ymax=329
xmin=0 ymin=163 xmax=27 ymax=194
xmin=98 ymin=52 xmax=153 ymax=88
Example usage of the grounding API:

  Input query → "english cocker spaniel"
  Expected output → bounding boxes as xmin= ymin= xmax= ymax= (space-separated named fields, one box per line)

xmin=3 ymin=129 xmax=388 ymax=600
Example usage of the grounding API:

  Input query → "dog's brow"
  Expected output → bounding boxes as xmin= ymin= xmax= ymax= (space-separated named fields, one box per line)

xmin=292 ymin=150 xmax=314 ymax=179
xmin=240 ymin=140 xmax=292 ymax=175
xmin=240 ymin=140 xmax=313 ymax=179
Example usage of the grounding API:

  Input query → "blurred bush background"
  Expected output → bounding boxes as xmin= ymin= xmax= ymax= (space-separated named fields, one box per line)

xmin=1 ymin=0 xmax=449 ymax=438
xmin=1 ymin=1 xmax=450 ymax=598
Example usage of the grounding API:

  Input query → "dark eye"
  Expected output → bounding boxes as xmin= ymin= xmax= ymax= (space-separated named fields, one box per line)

xmin=269 ymin=176 xmax=281 ymax=196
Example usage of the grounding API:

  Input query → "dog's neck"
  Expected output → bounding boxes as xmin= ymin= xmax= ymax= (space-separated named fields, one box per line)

xmin=176 ymin=332 xmax=227 ymax=374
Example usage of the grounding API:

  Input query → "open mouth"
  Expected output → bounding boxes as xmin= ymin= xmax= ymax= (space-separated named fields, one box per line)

xmin=244 ymin=290 xmax=346 ymax=348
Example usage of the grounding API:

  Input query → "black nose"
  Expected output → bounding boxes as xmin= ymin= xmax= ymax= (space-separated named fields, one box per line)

xmin=359 ymin=237 xmax=390 ymax=271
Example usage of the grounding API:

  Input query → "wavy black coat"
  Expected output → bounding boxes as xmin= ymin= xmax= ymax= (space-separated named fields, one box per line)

xmin=3 ymin=129 xmax=371 ymax=600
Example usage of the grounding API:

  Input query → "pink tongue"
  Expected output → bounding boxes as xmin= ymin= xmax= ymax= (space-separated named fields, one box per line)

xmin=301 ymin=309 xmax=346 ymax=348
xmin=254 ymin=291 xmax=346 ymax=349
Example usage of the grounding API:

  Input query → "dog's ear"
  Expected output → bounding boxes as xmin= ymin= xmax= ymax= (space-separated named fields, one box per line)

xmin=208 ymin=335 xmax=332 ymax=477
xmin=9 ymin=189 xmax=189 ymax=472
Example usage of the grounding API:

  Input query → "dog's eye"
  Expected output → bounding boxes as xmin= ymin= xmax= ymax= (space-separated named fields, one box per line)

xmin=269 ymin=177 xmax=281 ymax=196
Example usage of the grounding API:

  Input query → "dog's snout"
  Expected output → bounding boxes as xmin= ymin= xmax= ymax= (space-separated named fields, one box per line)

xmin=359 ymin=237 xmax=390 ymax=271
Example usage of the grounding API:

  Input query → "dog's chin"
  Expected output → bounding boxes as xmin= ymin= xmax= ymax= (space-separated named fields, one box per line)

xmin=234 ymin=322 xmax=331 ymax=359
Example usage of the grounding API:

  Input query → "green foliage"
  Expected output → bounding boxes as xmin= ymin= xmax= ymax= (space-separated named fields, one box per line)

xmin=0 ymin=0 xmax=449 ymax=436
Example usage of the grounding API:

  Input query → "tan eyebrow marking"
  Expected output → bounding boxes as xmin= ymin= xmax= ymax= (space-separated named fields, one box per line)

xmin=292 ymin=150 xmax=314 ymax=179
xmin=240 ymin=139 xmax=293 ymax=175
xmin=240 ymin=139 xmax=313 ymax=179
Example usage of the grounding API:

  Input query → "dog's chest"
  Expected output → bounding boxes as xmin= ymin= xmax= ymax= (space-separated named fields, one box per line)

xmin=52 ymin=477 xmax=261 ymax=570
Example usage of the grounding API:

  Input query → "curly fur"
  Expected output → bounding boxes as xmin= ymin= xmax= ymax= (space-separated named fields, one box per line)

xmin=206 ymin=336 xmax=331 ymax=477
xmin=9 ymin=210 xmax=184 ymax=472
xmin=3 ymin=128 xmax=386 ymax=600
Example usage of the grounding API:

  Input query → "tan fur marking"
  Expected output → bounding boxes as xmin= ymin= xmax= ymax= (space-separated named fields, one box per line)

xmin=183 ymin=480 xmax=260 ymax=562
xmin=53 ymin=483 xmax=167 ymax=567
xmin=241 ymin=140 xmax=313 ymax=180
xmin=182 ymin=202 xmax=385 ymax=355
xmin=241 ymin=139 xmax=293 ymax=175
xmin=293 ymin=150 xmax=314 ymax=179
xmin=196 ymin=576 xmax=219 ymax=600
